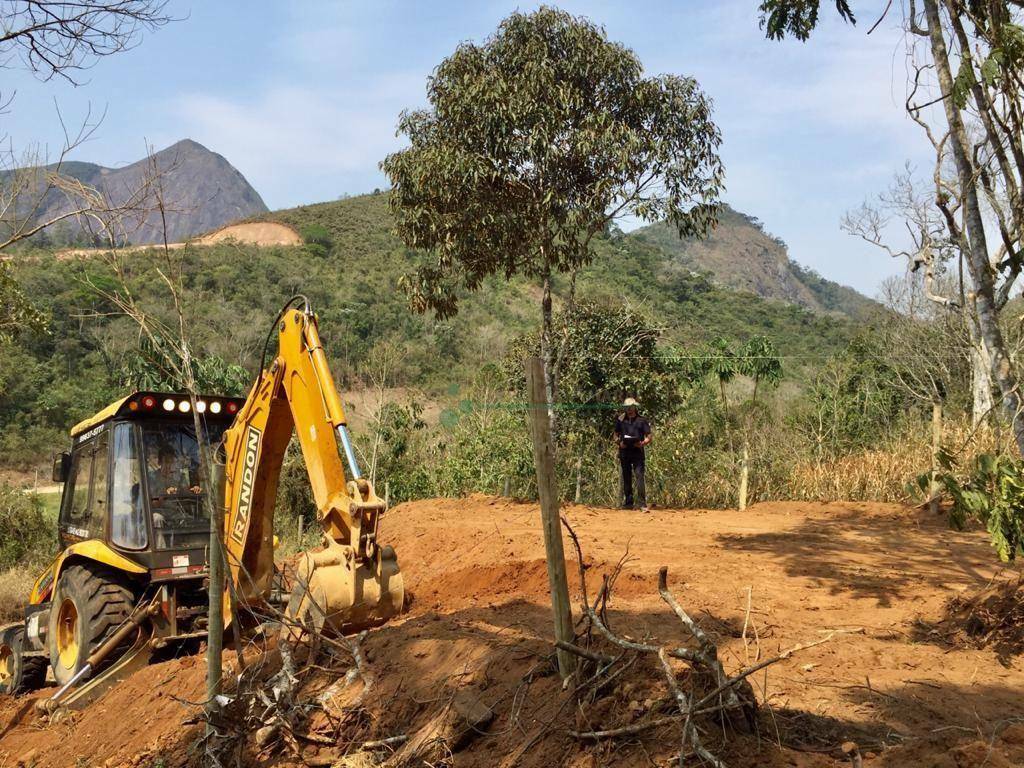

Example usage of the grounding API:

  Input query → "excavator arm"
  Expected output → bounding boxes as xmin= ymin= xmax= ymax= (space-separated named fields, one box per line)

xmin=221 ymin=302 xmax=403 ymax=634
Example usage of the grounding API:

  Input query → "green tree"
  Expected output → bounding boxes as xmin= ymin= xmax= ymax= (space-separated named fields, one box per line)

xmin=799 ymin=336 xmax=906 ymax=462
xmin=694 ymin=336 xmax=782 ymax=510
xmin=506 ymin=300 xmax=684 ymax=434
xmin=115 ymin=335 xmax=249 ymax=395
xmin=382 ymin=6 xmax=723 ymax=426
xmin=759 ymin=1 xmax=855 ymax=41
xmin=0 ymin=263 xmax=46 ymax=340
xmin=300 ymin=223 xmax=334 ymax=258
xmin=504 ymin=300 xmax=686 ymax=500
xmin=0 ymin=484 xmax=51 ymax=568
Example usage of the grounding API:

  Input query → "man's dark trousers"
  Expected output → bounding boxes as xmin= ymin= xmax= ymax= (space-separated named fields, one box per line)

xmin=620 ymin=448 xmax=646 ymax=509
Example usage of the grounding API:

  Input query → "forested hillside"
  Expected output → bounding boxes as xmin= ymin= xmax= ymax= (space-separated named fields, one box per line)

xmin=0 ymin=192 xmax=864 ymax=470
xmin=633 ymin=206 xmax=879 ymax=319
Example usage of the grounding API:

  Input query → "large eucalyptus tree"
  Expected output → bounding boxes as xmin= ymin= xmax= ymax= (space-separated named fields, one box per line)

xmin=382 ymin=6 xmax=723 ymax=429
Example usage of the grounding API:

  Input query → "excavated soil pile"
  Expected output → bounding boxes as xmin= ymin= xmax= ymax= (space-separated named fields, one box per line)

xmin=2 ymin=496 xmax=1023 ymax=767
xmin=918 ymin=574 xmax=1024 ymax=665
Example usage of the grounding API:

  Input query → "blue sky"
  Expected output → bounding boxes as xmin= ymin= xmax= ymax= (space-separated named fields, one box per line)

xmin=2 ymin=1 xmax=928 ymax=296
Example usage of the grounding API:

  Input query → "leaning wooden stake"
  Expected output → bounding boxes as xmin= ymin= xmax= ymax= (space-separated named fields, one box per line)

xmin=525 ymin=356 xmax=576 ymax=679
xmin=206 ymin=450 xmax=226 ymax=731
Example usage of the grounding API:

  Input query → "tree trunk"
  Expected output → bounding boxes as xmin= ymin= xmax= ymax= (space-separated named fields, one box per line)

xmin=191 ymin=393 xmax=223 ymax=728
xmin=525 ymin=357 xmax=575 ymax=680
xmin=971 ymin=336 xmax=994 ymax=428
xmin=738 ymin=439 xmax=749 ymax=511
xmin=539 ymin=269 xmax=557 ymax=434
xmin=930 ymin=400 xmax=943 ymax=515
xmin=574 ymin=455 xmax=582 ymax=504
xmin=924 ymin=0 xmax=1024 ymax=455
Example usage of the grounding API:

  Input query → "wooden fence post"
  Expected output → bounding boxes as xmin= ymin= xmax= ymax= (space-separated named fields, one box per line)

xmin=525 ymin=356 xmax=576 ymax=679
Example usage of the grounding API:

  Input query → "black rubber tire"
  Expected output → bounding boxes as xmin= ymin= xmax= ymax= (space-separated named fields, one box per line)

xmin=48 ymin=563 xmax=135 ymax=686
xmin=0 ymin=626 xmax=46 ymax=695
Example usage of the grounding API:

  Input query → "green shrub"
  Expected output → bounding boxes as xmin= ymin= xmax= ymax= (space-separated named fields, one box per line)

xmin=935 ymin=452 xmax=1024 ymax=562
xmin=0 ymin=483 xmax=53 ymax=568
xmin=300 ymin=224 xmax=333 ymax=258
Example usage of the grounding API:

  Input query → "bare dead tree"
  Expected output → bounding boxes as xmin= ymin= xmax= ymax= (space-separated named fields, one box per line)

xmin=897 ymin=0 xmax=1024 ymax=452
xmin=0 ymin=1 xmax=175 ymax=247
xmin=0 ymin=108 xmax=184 ymax=254
xmin=362 ymin=340 xmax=406 ymax=486
xmin=842 ymin=163 xmax=1001 ymax=428
xmin=0 ymin=1 xmax=176 ymax=341
xmin=0 ymin=0 xmax=171 ymax=84
xmin=74 ymin=147 xmax=238 ymax=764
xmin=878 ymin=274 xmax=973 ymax=508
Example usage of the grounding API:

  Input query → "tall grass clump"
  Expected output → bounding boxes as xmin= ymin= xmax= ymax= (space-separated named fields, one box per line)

xmin=0 ymin=483 xmax=54 ymax=621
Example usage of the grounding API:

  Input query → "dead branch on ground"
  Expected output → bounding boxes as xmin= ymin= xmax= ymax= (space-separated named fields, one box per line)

xmin=560 ymin=517 xmax=840 ymax=767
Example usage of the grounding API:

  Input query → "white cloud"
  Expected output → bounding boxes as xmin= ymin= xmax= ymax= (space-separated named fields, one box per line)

xmin=172 ymin=72 xmax=424 ymax=208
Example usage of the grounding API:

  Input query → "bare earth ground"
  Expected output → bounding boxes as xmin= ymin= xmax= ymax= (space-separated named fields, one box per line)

xmin=54 ymin=221 xmax=303 ymax=258
xmin=1 ymin=497 xmax=1023 ymax=767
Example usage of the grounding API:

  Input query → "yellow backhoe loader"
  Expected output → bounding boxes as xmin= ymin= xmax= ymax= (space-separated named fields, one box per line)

xmin=0 ymin=297 xmax=404 ymax=710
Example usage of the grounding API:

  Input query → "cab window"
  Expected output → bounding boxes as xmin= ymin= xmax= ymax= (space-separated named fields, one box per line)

xmin=61 ymin=431 xmax=109 ymax=541
xmin=110 ymin=423 xmax=147 ymax=550
xmin=61 ymin=451 xmax=90 ymax=535
xmin=142 ymin=422 xmax=226 ymax=550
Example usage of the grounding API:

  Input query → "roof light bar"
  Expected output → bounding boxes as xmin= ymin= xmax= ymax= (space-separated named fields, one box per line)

xmin=131 ymin=395 xmax=238 ymax=418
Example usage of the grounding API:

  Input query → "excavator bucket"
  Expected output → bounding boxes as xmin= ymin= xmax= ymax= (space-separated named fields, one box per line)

xmin=286 ymin=543 xmax=403 ymax=635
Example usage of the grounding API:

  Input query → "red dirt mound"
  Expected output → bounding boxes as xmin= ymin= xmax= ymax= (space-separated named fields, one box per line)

xmin=918 ymin=574 xmax=1024 ymax=664
xmin=1 ymin=497 xmax=1022 ymax=767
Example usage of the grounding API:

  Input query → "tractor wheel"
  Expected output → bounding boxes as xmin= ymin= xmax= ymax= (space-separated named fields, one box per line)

xmin=0 ymin=626 xmax=47 ymax=695
xmin=48 ymin=563 xmax=135 ymax=686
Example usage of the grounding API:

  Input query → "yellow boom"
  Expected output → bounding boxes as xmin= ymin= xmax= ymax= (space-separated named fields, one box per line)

xmin=221 ymin=300 xmax=403 ymax=634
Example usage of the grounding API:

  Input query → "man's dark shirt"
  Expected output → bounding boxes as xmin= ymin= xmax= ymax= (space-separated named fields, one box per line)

xmin=615 ymin=414 xmax=651 ymax=453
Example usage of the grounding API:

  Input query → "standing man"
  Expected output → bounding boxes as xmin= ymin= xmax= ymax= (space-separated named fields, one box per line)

xmin=614 ymin=397 xmax=651 ymax=511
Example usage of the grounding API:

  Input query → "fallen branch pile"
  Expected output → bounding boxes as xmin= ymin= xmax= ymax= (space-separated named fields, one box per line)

xmin=560 ymin=517 xmax=836 ymax=767
xmin=191 ymin=521 xmax=839 ymax=768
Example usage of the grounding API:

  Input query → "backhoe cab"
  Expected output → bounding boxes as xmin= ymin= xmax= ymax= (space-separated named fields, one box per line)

xmin=0 ymin=392 xmax=243 ymax=697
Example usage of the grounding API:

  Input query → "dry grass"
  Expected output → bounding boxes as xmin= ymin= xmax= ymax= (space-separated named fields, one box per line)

xmin=0 ymin=565 xmax=38 ymax=624
xmin=788 ymin=449 xmax=923 ymax=502
xmin=785 ymin=417 xmax=1014 ymax=503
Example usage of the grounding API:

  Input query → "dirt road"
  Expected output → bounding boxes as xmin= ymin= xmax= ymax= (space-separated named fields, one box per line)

xmin=1 ymin=497 xmax=1021 ymax=767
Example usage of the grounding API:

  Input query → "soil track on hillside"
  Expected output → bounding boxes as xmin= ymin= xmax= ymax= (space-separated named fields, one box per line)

xmin=55 ymin=221 xmax=302 ymax=258
xmin=2 ymin=497 xmax=1023 ymax=767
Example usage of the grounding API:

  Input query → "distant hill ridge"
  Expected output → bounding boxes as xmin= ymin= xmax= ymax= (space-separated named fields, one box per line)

xmin=258 ymin=195 xmax=876 ymax=324
xmin=12 ymin=139 xmax=268 ymax=245
xmin=630 ymin=206 xmax=877 ymax=320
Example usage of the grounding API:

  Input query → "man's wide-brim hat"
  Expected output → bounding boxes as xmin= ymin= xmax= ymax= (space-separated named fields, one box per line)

xmin=623 ymin=397 xmax=639 ymax=408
